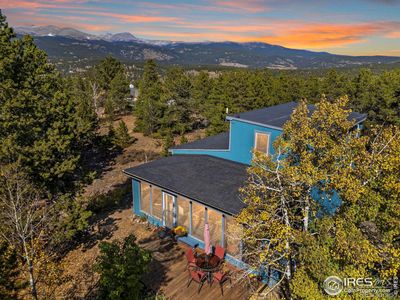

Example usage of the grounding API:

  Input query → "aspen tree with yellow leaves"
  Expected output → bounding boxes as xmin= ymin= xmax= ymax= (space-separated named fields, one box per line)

xmin=237 ymin=97 xmax=399 ymax=298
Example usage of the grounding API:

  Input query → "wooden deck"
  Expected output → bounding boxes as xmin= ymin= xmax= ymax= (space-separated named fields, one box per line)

xmin=138 ymin=229 xmax=252 ymax=300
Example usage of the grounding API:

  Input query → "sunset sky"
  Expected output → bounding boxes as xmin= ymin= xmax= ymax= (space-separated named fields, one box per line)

xmin=2 ymin=0 xmax=400 ymax=56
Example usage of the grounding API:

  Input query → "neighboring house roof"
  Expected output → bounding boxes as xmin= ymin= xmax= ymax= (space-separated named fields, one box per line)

xmin=227 ymin=101 xmax=367 ymax=129
xmin=171 ymin=132 xmax=229 ymax=150
xmin=123 ymin=155 xmax=247 ymax=215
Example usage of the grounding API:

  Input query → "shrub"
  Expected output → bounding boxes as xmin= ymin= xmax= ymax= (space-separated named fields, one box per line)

xmin=162 ymin=131 xmax=174 ymax=157
xmin=87 ymin=184 xmax=130 ymax=213
xmin=0 ymin=242 xmax=25 ymax=300
xmin=109 ymin=121 xmax=136 ymax=149
xmin=50 ymin=195 xmax=92 ymax=251
xmin=94 ymin=234 xmax=151 ymax=300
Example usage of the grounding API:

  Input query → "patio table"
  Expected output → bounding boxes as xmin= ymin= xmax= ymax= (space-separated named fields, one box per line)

xmin=195 ymin=253 xmax=221 ymax=284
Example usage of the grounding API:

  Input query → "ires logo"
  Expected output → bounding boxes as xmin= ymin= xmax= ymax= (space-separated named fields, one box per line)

xmin=323 ymin=276 xmax=397 ymax=297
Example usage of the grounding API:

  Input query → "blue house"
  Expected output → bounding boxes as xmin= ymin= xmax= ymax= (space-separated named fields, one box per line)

xmin=123 ymin=102 xmax=366 ymax=267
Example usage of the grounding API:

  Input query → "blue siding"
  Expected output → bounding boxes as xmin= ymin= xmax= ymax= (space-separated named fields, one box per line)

xmin=311 ymin=187 xmax=342 ymax=216
xmin=171 ymin=120 xmax=283 ymax=165
xmin=132 ymin=179 xmax=141 ymax=215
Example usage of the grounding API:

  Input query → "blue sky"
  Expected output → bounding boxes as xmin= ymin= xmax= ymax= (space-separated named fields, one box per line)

xmin=2 ymin=0 xmax=400 ymax=55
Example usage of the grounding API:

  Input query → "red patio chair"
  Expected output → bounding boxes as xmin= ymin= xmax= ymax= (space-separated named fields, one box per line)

xmin=212 ymin=270 xmax=232 ymax=296
xmin=185 ymin=248 xmax=197 ymax=269
xmin=187 ymin=268 xmax=207 ymax=293
xmin=214 ymin=246 xmax=225 ymax=260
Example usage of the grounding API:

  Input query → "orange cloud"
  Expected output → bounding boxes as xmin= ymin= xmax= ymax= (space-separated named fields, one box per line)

xmin=386 ymin=31 xmax=400 ymax=38
xmin=165 ymin=20 xmax=400 ymax=49
xmin=252 ymin=22 xmax=400 ymax=48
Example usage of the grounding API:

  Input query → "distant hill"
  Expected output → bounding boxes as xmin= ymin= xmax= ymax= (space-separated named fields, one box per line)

xmin=15 ymin=25 xmax=400 ymax=71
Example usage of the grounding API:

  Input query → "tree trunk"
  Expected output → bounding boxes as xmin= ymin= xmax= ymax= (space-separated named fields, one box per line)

xmin=303 ymin=203 xmax=309 ymax=232
xmin=23 ymin=242 xmax=38 ymax=300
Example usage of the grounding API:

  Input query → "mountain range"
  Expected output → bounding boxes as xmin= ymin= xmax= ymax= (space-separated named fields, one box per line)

xmin=15 ymin=25 xmax=400 ymax=70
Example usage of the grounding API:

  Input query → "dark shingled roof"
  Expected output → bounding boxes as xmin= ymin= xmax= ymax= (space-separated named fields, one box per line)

xmin=123 ymin=155 xmax=247 ymax=215
xmin=227 ymin=101 xmax=367 ymax=129
xmin=171 ymin=132 xmax=229 ymax=150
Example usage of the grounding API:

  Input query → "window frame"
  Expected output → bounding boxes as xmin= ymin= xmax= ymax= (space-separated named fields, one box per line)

xmin=151 ymin=185 xmax=163 ymax=221
xmin=254 ymin=131 xmax=270 ymax=155
xmin=139 ymin=181 xmax=151 ymax=215
xmin=162 ymin=191 xmax=176 ymax=228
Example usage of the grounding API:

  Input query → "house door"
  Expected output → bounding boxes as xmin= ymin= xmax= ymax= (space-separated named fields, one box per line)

xmin=163 ymin=193 xmax=174 ymax=228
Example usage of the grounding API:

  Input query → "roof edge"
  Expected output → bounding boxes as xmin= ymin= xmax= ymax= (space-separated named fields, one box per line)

xmin=122 ymin=169 xmax=239 ymax=216
xmin=226 ymin=113 xmax=367 ymax=128
xmin=226 ymin=116 xmax=284 ymax=130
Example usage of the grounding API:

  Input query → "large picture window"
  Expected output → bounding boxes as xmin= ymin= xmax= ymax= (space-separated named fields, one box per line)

xmin=254 ymin=132 xmax=270 ymax=154
xmin=224 ymin=215 xmax=241 ymax=258
xmin=152 ymin=187 xmax=163 ymax=220
xmin=140 ymin=182 xmax=151 ymax=214
xmin=177 ymin=196 xmax=190 ymax=231
xmin=208 ymin=209 xmax=222 ymax=247
xmin=191 ymin=202 xmax=205 ymax=240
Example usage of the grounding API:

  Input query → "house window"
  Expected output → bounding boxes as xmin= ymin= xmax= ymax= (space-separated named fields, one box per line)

xmin=254 ymin=132 xmax=270 ymax=154
xmin=207 ymin=209 xmax=222 ymax=247
xmin=163 ymin=193 xmax=174 ymax=228
xmin=224 ymin=215 xmax=241 ymax=258
xmin=177 ymin=196 xmax=190 ymax=231
xmin=140 ymin=182 xmax=151 ymax=214
xmin=191 ymin=201 xmax=205 ymax=240
xmin=152 ymin=186 xmax=163 ymax=220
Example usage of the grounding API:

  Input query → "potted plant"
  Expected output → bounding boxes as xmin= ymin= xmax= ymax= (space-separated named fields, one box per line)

xmin=173 ymin=225 xmax=188 ymax=237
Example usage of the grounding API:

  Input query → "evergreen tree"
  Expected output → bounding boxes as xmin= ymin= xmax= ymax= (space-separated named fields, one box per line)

xmin=179 ymin=134 xmax=188 ymax=145
xmin=191 ymin=71 xmax=211 ymax=128
xmin=161 ymin=67 xmax=192 ymax=134
xmin=104 ymin=97 xmax=115 ymax=121
xmin=108 ymin=71 xmax=130 ymax=113
xmin=65 ymin=75 xmax=98 ymax=148
xmin=134 ymin=60 xmax=164 ymax=135
xmin=0 ymin=11 xmax=85 ymax=193
xmin=113 ymin=120 xmax=135 ymax=148
xmin=94 ymin=235 xmax=151 ymax=300
xmin=162 ymin=130 xmax=175 ymax=157
xmin=204 ymin=76 xmax=230 ymax=135
xmin=0 ymin=242 xmax=23 ymax=300
xmin=96 ymin=55 xmax=125 ymax=91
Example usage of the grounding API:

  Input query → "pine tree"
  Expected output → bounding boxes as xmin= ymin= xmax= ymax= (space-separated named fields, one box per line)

xmin=104 ymin=97 xmax=115 ymax=121
xmin=179 ymin=134 xmax=188 ymax=145
xmin=96 ymin=55 xmax=125 ymax=91
xmin=114 ymin=120 xmax=135 ymax=148
xmin=161 ymin=67 xmax=192 ymax=134
xmin=0 ymin=11 xmax=85 ymax=193
xmin=134 ymin=60 xmax=164 ymax=135
xmin=109 ymin=71 xmax=130 ymax=114
xmin=162 ymin=131 xmax=175 ymax=157
xmin=65 ymin=75 xmax=98 ymax=148
xmin=0 ymin=242 xmax=24 ymax=300
xmin=204 ymin=76 xmax=230 ymax=135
